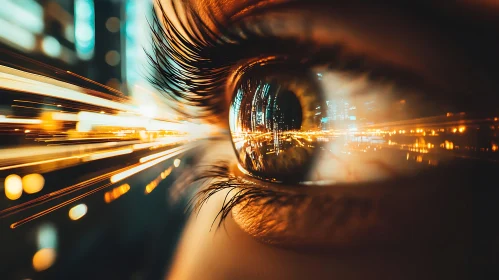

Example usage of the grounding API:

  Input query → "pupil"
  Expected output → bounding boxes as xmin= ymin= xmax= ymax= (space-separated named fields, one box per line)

xmin=274 ymin=90 xmax=302 ymax=131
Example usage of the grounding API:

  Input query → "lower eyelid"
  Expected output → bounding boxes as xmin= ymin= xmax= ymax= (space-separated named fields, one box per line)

xmin=193 ymin=158 xmax=470 ymax=250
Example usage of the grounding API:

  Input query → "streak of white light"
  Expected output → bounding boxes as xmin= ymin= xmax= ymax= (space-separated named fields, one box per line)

xmin=51 ymin=112 xmax=78 ymax=121
xmin=0 ymin=146 xmax=133 ymax=171
xmin=0 ymin=154 xmax=83 ymax=171
xmin=0 ymin=66 xmax=136 ymax=112
xmin=0 ymin=116 xmax=42 ymax=124
xmin=110 ymin=147 xmax=190 ymax=183
xmin=76 ymin=111 xmax=187 ymax=132
xmin=139 ymin=145 xmax=190 ymax=163
xmin=0 ymin=141 xmax=122 ymax=160
xmin=132 ymin=137 xmax=189 ymax=150
xmin=82 ymin=148 xmax=133 ymax=162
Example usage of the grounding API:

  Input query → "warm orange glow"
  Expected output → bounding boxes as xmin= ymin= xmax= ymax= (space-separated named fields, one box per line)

xmin=458 ymin=126 xmax=466 ymax=133
xmin=444 ymin=140 xmax=454 ymax=150
xmin=32 ymin=248 xmax=56 ymax=271
xmin=5 ymin=174 xmax=23 ymax=200
xmin=452 ymin=128 xmax=457 ymax=133
xmin=492 ymin=144 xmax=498 ymax=152
xmin=104 ymin=183 xmax=130 ymax=203
xmin=68 ymin=204 xmax=87 ymax=220
xmin=145 ymin=167 xmax=172 ymax=194
xmin=22 ymin=173 xmax=45 ymax=194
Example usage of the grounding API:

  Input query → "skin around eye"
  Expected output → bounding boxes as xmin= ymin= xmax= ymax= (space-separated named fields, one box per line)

xmin=230 ymin=160 xmax=471 ymax=249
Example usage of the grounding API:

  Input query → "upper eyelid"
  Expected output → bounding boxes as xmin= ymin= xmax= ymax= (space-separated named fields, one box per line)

xmin=149 ymin=1 xmax=436 ymax=121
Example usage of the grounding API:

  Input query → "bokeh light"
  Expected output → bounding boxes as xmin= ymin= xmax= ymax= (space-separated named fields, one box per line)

xmin=22 ymin=173 xmax=45 ymax=194
xmin=32 ymin=248 xmax=56 ymax=271
xmin=174 ymin=158 xmax=181 ymax=168
xmin=68 ymin=204 xmax=87 ymax=221
xmin=105 ymin=17 xmax=120 ymax=32
xmin=5 ymin=174 xmax=23 ymax=200
xmin=37 ymin=223 xmax=57 ymax=250
xmin=105 ymin=50 xmax=120 ymax=66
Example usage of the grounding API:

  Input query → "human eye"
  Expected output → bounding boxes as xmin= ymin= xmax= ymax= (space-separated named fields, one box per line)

xmin=151 ymin=0 xmax=489 ymax=250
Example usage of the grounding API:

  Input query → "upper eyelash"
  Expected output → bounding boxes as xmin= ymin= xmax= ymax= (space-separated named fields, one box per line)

xmin=148 ymin=0 xmax=435 ymax=120
xmin=146 ymin=0 xmax=334 ymax=119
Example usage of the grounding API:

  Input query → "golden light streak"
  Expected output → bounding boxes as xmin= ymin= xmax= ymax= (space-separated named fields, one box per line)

xmin=145 ymin=166 xmax=172 ymax=194
xmin=0 ymin=154 xmax=83 ymax=171
xmin=0 ymin=145 xmax=135 ymax=170
xmin=104 ymin=183 xmax=131 ymax=203
xmin=111 ymin=147 xmax=189 ymax=183
xmin=10 ymin=183 xmax=112 ymax=228
xmin=0 ymin=167 xmax=127 ymax=219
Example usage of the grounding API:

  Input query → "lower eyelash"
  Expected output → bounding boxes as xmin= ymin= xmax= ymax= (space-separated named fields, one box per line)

xmin=188 ymin=162 xmax=308 ymax=229
xmin=187 ymin=162 xmax=378 ymax=232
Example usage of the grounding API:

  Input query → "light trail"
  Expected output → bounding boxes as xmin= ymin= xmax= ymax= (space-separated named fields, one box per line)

xmin=0 ymin=144 xmax=194 ymax=220
xmin=139 ymin=145 xmax=191 ymax=163
xmin=110 ymin=145 xmax=192 ymax=183
xmin=82 ymin=148 xmax=133 ymax=161
xmin=10 ymin=182 xmax=114 ymax=228
xmin=0 ymin=167 xmax=124 ymax=218
xmin=145 ymin=166 xmax=173 ymax=194
xmin=0 ymin=137 xmax=189 ymax=171
xmin=0 ymin=116 xmax=42 ymax=124
xmin=0 ymin=65 xmax=137 ymax=112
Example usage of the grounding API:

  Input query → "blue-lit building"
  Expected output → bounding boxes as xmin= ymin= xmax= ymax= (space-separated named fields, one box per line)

xmin=0 ymin=0 xmax=155 ymax=96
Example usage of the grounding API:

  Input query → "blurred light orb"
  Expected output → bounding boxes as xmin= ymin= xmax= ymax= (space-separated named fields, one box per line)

xmin=22 ymin=173 xmax=45 ymax=194
xmin=4 ymin=174 xmax=23 ymax=200
xmin=68 ymin=204 xmax=87 ymax=221
xmin=37 ymin=223 xmax=57 ymax=250
xmin=105 ymin=17 xmax=120 ymax=32
xmin=75 ymin=24 xmax=93 ymax=43
xmin=105 ymin=50 xmax=121 ymax=66
xmin=174 ymin=158 xmax=181 ymax=168
xmin=32 ymin=248 xmax=56 ymax=271
xmin=41 ymin=36 xmax=61 ymax=58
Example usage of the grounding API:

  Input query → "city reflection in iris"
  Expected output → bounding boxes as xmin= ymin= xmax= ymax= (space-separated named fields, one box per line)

xmin=230 ymin=73 xmax=499 ymax=184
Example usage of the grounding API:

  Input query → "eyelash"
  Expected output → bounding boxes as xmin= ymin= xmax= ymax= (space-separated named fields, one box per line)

xmin=186 ymin=161 xmax=378 ymax=230
xmin=186 ymin=162 xmax=306 ymax=229
xmin=148 ymin=0 xmax=355 ymax=119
